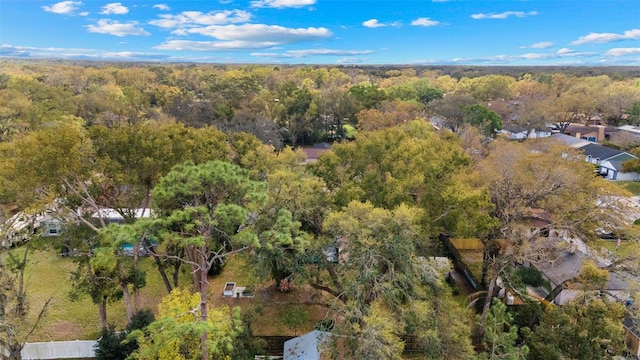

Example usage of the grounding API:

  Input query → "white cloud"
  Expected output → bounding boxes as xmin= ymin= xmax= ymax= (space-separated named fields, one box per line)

xmin=149 ymin=10 xmax=252 ymax=28
xmin=363 ymin=19 xmax=386 ymax=28
xmin=571 ymin=29 xmax=640 ymax=45
xmin=471 ymin=11 xmax=538 ymax=20
xmin=250 ymin=0 xmax=315 ymax=8
xmin=251 ymin=48 xmax=374 ymax=58
xmin=337 ymin=57 xmax=366 ymax=64
xmin=519 ymin=53 xmax=547 ymax=60
xmin=153 ymin=4 xmax=170 ymax=11
xmin=155 ymin=40 xmax=279 ymax=51
xmin=605 ymin=48 xmax=640 ymax=56
xmin=42 ymin=1 xmax=82 ymax=14
xmin=86 ymin=19 xmax=150 ymax=36
xmin=556 ymin=48 xmax=574 ymax=55
xmin=411 ymin=17 xmax=440 ymax=27
xmin=522 ymin=41 xmax=554 ymax=49
xmin=79 ymin=11 xmax=89 ymax=16
xmin=517 ymin=48 xmax=596 ymax=60
xmin=177 ymin=24 xmax=332 ymax=43
xmin=155 ymin=25 xmax=331 ymax=51
xmin=0 ymin=44 xmax=169 ymax=60
xmin=100 ymin=2 xmax=128 ymax=15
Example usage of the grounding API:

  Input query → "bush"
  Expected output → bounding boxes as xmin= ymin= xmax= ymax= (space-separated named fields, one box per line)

xmin=516 ymin=267 xmax=545 ymax=288
xmin=94 ymin=309 xmax=155 ymax=360
xmin=94 ymin=325 xmax=133 ymax=360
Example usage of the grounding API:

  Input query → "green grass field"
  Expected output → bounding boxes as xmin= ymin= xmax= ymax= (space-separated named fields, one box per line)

xmin=16 ymin=247 xmax=327 ymax=342
xmin=614 ymin=181 xmax=640 ymax=196
xmin=22 ymin=248 xmax=180 ymax=341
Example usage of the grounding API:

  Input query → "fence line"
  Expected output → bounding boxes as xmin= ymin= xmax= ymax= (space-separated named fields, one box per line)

xmin=21 ymin=340 xmax=97 ymax=360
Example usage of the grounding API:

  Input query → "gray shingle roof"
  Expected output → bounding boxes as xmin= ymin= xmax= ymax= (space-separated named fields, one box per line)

xmin=579 ymin=143 xmax=625 ymax=161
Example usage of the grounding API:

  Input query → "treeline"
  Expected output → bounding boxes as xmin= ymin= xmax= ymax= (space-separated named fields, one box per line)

xmin=1 ymin=61 xmax=639 ymax=150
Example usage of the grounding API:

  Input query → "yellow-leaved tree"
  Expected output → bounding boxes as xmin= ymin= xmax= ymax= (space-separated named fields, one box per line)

xmin=131 ymin=288 xmax=242 ymax=360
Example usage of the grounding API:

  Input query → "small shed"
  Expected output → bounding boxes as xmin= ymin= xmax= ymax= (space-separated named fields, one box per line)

xmin=283 ymin=330 xmax=330 ymax=360
xmin=223 ymin=282 xmax=236 ymax=297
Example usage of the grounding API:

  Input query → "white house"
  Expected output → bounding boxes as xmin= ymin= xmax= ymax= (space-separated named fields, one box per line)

xmin=551 ymin=133 xmax=640 ymax=181
xmin=499 ymin=124 xmax=552 ymax=141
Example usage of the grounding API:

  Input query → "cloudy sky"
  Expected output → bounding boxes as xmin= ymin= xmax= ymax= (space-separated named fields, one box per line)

xmin=1 ymin=0 xmax=639 ymax=65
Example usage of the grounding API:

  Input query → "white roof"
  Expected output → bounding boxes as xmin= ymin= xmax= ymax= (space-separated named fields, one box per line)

xmin=284 ymin=330 xmax=330 ymax=360
xmin=618 ymin=125 xmax=640 ymax=135
xmin=92 ymin=208 xmax=152 ymax=220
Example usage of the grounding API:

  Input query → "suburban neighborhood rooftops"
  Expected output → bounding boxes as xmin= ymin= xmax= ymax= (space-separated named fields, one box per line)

xmin=579 ymin=143 xmax=626 ymax=161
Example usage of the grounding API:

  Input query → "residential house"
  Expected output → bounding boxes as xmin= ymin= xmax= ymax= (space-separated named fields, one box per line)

xmin=623 ymin=316 xmax=640 ymax=359
xmin=529 ymin=247 xmax=628 ymax=305
xmin=499 ymin=124 xmax=552 ymax=141
xmin=563 ymin=124 xmax=608 ymax=142
xmin=551 ymin=133 xmax=640 ymax=181
xmin=301 ymin=143 xmax=332 ymax=164
xmin=616 ymin=124 xmax=640 ymax=140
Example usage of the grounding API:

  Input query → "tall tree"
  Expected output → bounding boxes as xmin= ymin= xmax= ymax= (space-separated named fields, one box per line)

xmin=317 ymin=201 xmax=474 ymax=359
xmin=523 ymin=298 xmax=626 ymax=359
xmin=472 ymin=139 xmax=628 ymax=335
xmin=145 ymin=160 xmax=267 ymax=360
xmin=0 ymin=242 xmax=51 ymax=360
xmin=478 ymin=299 xmax=529 ymax=360
xmin=131 ymin=288 xmax=242 ymax=360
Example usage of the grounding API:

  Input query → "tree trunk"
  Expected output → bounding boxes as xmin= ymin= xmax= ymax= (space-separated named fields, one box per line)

xmin=479 ymin=273 xmax=497 ymax=339
xmin=121 ymin=281 xmax=133 ymax=322
xmin=173 ymin=261 xmax=181 ymax=287
xmin=199 ymin=244 xmax=209 ymax=360
xmin=145 ymin=239 xmax=172 ymax=293
xmin=6 ymin=342 xmax=23 ymax=360
xmin=119 ymin=262 xmax=133 ymax=322
xmin=133 ymin=241 xmax=140 ymax=312
xmin=98 ymin=297 xmax=108 ymax=330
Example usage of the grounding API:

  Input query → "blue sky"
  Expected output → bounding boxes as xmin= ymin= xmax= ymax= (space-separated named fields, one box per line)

xmin=1 ymin=0 xmax=639 ymax=65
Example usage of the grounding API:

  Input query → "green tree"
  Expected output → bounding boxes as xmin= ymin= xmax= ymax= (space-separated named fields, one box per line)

xmin=349 ymin=83 xmax=387 ymax=109
xmin=473 ymin=140 xmax=628 ymax=336
xmin=310 ymin=120 xmax=471 ymax=236
xmin=479 ymin=299 xmax=529 ymax=360
xmin=524 ymin=298 xmax=626 ymax=359
xmin=131 ymin=288 xmax=242 ymax=360
xmin=428 ymin=93 xmax=478 ymax=133
xmin=462 ymin=104 xmax=502 ymax=137
xmin=0 ymin=243 xmax=51 ymax=360
xmin=317 ymin=201 xmax=474 ymax=359
xmin=145 ymin=160 xmax=267 ymax=359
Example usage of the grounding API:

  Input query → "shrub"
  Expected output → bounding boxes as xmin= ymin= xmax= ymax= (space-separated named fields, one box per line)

xmin=516 ymin=267 xmax=545 ymax=287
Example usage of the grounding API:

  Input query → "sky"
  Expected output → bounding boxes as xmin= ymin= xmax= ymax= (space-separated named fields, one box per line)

xmin=0 ymin=0 xmax=639 ymax=65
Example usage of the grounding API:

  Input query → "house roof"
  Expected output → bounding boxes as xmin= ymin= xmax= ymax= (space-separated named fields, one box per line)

xmin=618 ymin=125 xmax=640 ymax=135
xmin=284 ymin=330 xmax=330 ymax=360
xmin=565 ymin=124 xmax=601 ymax=135
xmin=532 ymin=248 xmax=628 ymax=290
xmin=550 ymin=133 xmax=593 ymax=148
xmin=624 ymin=316 xmax=640 ymax=339
xmin=301 ymin=148 xmax=331 ymax=163
xmin=579 ymin=143 xmax=625 ymax=161
xmin=602 ymin=153 xmax=637 ymax=171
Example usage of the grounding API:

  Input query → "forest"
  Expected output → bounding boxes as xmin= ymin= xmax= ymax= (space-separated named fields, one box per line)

xmin=0 ymin=60 xmax=640 ymax=359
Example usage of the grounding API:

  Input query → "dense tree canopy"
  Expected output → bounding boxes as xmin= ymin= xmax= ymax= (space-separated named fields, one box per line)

xmin=0 ymin=62 xmax=639 ymax=359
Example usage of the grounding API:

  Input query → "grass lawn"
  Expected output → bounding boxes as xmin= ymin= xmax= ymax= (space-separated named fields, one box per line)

xmin=210 ymin=254 xmax=331 ymax=337
xmin=614 ymin=181 xmax=640 ymax=196
xmin=22 ymin=248 xmax=181 ymax=341
xmin=592 ymin=239 xmax=638 ymax=258
xmin=16 ymin=247 xmax=330 ymax=342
